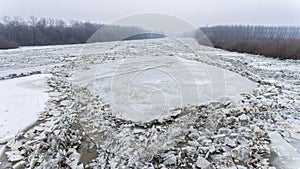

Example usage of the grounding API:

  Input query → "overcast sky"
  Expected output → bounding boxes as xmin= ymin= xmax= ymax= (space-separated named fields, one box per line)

xmin=1 ymin=0 xmax=300 ymax=27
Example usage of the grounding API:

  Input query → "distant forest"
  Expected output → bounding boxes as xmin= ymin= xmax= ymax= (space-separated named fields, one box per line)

xmin=0 ymin=16 xmax=164 ymax=49
xmin=196 ymin=25 xmax=300 ymax=59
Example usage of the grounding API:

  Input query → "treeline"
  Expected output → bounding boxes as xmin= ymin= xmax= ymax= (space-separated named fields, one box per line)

xmin=123 ymin=33 xmax=165 ymax=41
xmin=196 ymin=25 xmax=300 ymax=59
xmin=0 ymin=16 xmax=103 ymax=49
xmin=0 ymin=16 xmax=152 ymax=49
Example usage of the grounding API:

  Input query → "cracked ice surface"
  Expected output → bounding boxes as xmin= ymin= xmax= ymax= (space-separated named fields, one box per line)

xmin=0 ymin=74 xmax=50 ymax=140
xmin=73 ymin=55 xmax=257 ymax=122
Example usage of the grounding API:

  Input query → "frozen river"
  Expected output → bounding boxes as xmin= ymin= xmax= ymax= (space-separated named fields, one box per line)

xmin=0 ymin=38 xmax=299 ymax=168
xmin=73 ymin=55 xmax=257 ymax=122
xmin=0 ymin=74 xmax=50 ymax=141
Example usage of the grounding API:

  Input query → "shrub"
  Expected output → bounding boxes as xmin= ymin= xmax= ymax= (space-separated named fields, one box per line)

xmin=196 ymin=26 xmax=300 ymax=60
xmin=0 ymin=35 xmax=19 ymax=49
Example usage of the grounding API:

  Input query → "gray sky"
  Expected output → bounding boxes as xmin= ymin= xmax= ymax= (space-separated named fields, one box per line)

xmin=1 ymin=0 xmax=300 ymax=27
